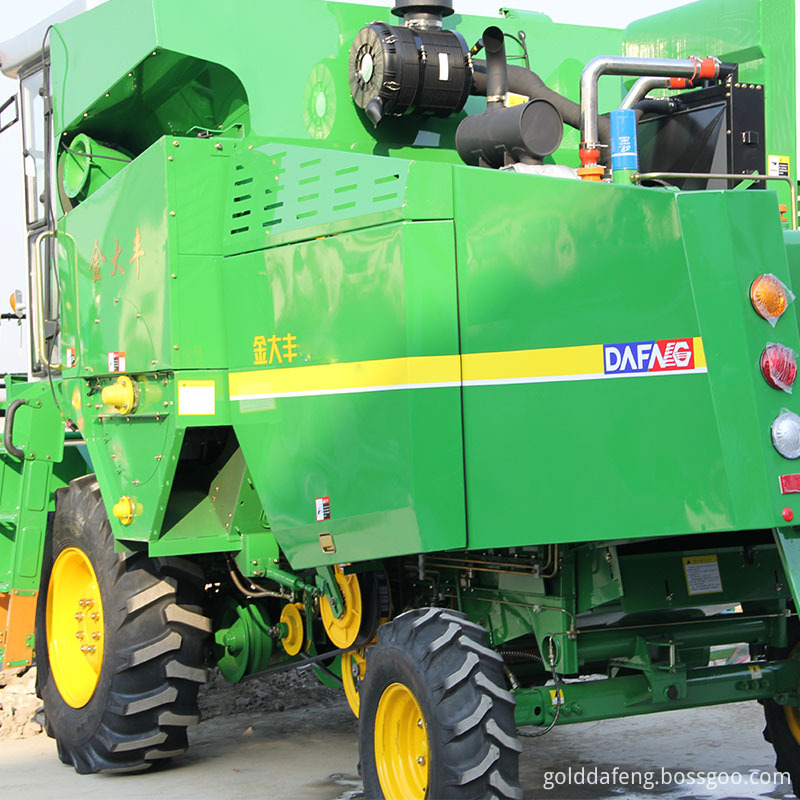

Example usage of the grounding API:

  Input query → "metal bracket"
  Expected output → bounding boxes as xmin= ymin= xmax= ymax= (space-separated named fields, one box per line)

xmin=316 ymin=565 xmax=345 ymax=618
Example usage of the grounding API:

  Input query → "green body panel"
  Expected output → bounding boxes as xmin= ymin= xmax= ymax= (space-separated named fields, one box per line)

xmin=455 ymin=173 xmax=795 ymax=549
xmin=226 ymin=219 xmax=466 ymax=567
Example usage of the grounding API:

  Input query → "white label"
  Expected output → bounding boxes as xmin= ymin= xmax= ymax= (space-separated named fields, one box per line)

xmin=438 ymin=52 xmax=449 ymax=82
xmin=768 ymin=154 xmax=790 ymax=177
xmin=683 ymin=555 xmax=723 ymax=595
xmin=315 ymin=496 xmax=331 ymax=522
xmin=108 ymin=351 xmax=126 ymax=373
xmin=178 ymin=380 xmax=216 ymax=415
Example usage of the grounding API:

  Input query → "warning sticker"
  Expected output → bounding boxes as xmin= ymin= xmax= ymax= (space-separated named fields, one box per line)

xmin=65 ymin=348 xmax=76 ymax=369
xmin=506 ymin=92 xmax=530 ymax=107
xmin=315 ymin=496 xmax=331 ymax=522
xmin=108 ymin=351 xmax=126 ymax=373
xmin=748 ymin=665 xmax=763 ymax=681
xmin=768 ymin=154 xmax=791 ymax=177
xmin=549 ymin=688 xmax=565 ymax=706
xmin=682 ymin=555 xmax=723 ymax=596
xmin=178 ymin=380 xmax=216 ymax=415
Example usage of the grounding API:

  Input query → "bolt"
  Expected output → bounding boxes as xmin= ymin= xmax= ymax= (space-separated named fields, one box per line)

xmin=168 ymin=156 xmax=174 ymax=162
xmin=75 ymin=631 xmax=85 ymax=639
xmin=417 ymin=719 xmax=423 ymax=728
xmin=417 ymin=756 xmax=425 ymax=765
xmin=163 ymin=401 xmax=169 ymax=407
xmin=173 ymin=140 xmax=179 ymax=147
xmin=215 ymin=142 xmax=223 ymax=150
xmin=171 ymin=273 xmax=177 ymax=279
xmin=91 ymin=632 xmax=101 ymax=640
xmin=170 ymin=210 xmax=176 ymax=217
xmin=90 ymin=612 xmax=100 ymax=621
xmin=74 ymin=613 xmax=84 ymax=621
xmin=174 ymin=345 xmax=179 ymax=350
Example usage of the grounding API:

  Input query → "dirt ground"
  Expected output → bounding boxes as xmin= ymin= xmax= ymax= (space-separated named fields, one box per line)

xmin=1 ymin=665 xmax=797 ymax=800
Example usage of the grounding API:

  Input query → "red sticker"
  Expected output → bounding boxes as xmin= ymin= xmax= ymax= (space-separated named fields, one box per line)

xmin=780 ymin=474 xmax=800 ymax=494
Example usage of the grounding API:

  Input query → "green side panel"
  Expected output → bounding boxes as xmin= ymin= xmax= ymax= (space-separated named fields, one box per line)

xmin=60 ymin=139 xmax=172 ymax=376
xmin=225 ymin=220 xmax=465 ymax=568
xmin=0 ymin=382 xmax=68 ymax=593
xmin=676 ymin=188 xmax=800 ymax=522
xmin=625 ymin=0 xmax=796 ymax=210
xmin=453 ymin=168 xmax=796 ymax=548
xmin=60 ymin=136 xmax=235 ymax=376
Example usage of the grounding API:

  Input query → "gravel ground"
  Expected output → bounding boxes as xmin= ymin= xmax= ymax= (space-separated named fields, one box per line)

xmin=0 ymin=662 xmax=342 ymax=741
xmin=0 ymin=667 xmax=43 ymax=740
xmin=198 ymin=665 xmax=343 ymax=719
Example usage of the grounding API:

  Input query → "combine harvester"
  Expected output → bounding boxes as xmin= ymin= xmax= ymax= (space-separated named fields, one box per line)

xmin=0 ymin=0 xmax=798 ymax=795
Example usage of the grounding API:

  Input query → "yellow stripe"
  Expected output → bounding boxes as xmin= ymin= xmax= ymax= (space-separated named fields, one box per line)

xmin=693 ymin=336 xmax=707 ymax=368
xmin=462 ymin=344 xmax=603 ymax=381
xmin=229 ymin=338 xmax=707 ymax=399
xmin=229 ymin=355 xmax=461 ymax=398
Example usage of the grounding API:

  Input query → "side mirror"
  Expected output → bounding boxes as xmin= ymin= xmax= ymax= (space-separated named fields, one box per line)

xmin=0 ymin=94 xmax=19 ymax=134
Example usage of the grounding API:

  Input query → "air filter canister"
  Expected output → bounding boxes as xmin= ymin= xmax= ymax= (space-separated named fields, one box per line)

xmin=348 ymin=21 xmax=471 ymax=126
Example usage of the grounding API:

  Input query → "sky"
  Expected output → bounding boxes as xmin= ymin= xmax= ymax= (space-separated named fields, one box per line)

xmin=0 ymin=0 xmax=749 ymax=372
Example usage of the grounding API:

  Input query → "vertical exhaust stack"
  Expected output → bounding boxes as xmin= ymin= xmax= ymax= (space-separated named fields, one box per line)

xmin=482 ymin=26 xmax=507 ymax=110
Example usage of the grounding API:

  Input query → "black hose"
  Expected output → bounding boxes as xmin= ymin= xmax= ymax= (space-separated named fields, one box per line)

xmin=634 ymin=98 xmax=675 ymax=115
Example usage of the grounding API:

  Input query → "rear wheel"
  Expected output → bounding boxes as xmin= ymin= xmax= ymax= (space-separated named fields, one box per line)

xmin=762 ymin=637 xmax=800 ymax=794
xmin=359 ymin=607 xmax=522 ymax=800
xmin=35 ymin=475 xmax=210 ymax=773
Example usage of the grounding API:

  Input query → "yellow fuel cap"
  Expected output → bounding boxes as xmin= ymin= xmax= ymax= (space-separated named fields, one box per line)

xmin=101 ymin=375 xmax=138 ymax=414
xmin=112 ymin=496 xmax=136 ymax=525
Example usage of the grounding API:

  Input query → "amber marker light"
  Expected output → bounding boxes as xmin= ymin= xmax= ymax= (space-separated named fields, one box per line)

xmin=751 ymin=274 xmax=791 ymax=325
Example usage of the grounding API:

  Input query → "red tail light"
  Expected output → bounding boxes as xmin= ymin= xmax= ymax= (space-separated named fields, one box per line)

xmin=761 ymin=344 xmax=798 ymax=392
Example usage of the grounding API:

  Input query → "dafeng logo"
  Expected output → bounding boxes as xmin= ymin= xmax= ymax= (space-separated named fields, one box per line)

xmin=603 ymin=338 xmax=696 ymax=375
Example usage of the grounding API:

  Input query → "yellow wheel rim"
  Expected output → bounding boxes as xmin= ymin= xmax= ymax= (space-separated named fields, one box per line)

xmin=320 ymin=564 xmax=362 ymax=649
xmin=342 ymin=647 xmax=367 ymax=717
xmin=786 ymin=705 xmax=800 ymax=743
xmin=46 ymin=547 xmax=105 ymax=708
xmin=280 ymin=602 xmax=305 ymax=656
xmin=374 ymin=682 xmax=429 ymax=800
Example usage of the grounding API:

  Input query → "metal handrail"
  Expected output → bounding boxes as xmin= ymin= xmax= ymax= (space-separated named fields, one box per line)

xmin=632 ymin=171 xmax=797 ymax=231
xmin=32 ymin=228 xmax=75 ymax=371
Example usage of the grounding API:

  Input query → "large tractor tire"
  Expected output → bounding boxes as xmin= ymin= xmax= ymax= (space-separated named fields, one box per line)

xmin=359 ymin=607 xmax=522 ymax=800
xmin=761 ymin=621 xmax=800 ymax=795
xmin=35 ymin=475 xmax=210 ymax=773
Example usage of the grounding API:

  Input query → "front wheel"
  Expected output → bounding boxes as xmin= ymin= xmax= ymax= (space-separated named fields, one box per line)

xmin=35 ymin=475 xmax=210 ymax=773
xmin=358 ymin=607 xmax=522 ymax=800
